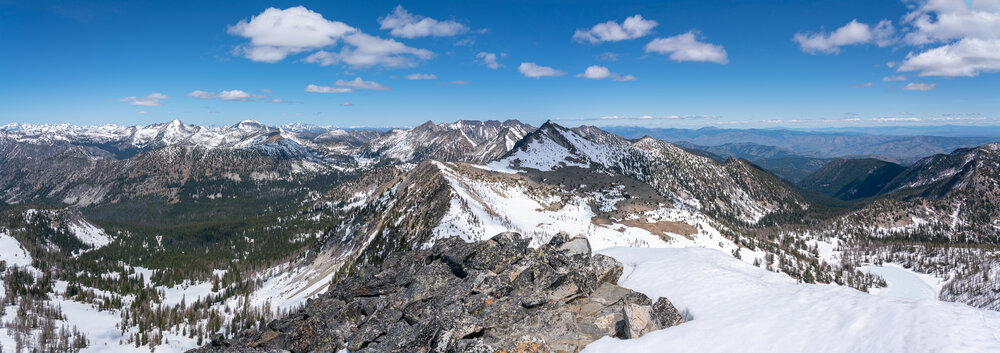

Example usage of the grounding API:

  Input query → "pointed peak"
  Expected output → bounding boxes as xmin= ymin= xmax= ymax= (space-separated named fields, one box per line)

xmin=412 ymin=120 xmax=440 ymax=132
xmin=538 ymin=120 xmax=565 ymax=131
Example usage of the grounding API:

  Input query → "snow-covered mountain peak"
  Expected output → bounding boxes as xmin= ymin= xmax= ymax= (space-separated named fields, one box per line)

xmin=233 ymin=119 xmax=270 ymax=131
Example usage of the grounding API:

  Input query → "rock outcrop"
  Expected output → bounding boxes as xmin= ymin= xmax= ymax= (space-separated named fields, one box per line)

xmin=191 ymin=232 xmax=683 ymax=353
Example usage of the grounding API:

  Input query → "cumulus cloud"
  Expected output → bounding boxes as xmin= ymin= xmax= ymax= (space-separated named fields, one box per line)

xmin=305 ymin=84 xmax=352 ymax=93
xmin=187 ymin=89 xmax=257 ymax=101
xmin=645 ymin=31 xmax=729 ymax=64
xmin=573 ymin=15 xmax=658 ymax=44
xmin=229 ymin=6 xmax=433 ymax=68
xmin=378 ymin=5 xmax=468 ymax=38
xmin=518 ymin=62 xmax=565 ymax=78
xmin=577 ymin=65 xmax=637 ymax=81
xmin=303 ymin=32 xmax=433 ymax=68
xmin=121 ymin=93 xmax=168 ymax=106
xmin=334 ymin=77 xmax=390 ymax=90
xmin=405 ymin=73 xmax=437 ymax=80
xmin=883 ymin=75 xmax=907 ymax=81
xmin=227 ymin=6 xmax=355 ymax=62
xmin=898 ymin=38 xmax=1000 ymax=77
xmin=902 ymin=82 xmax=937 ymax=91
xmin=793 ymin=19 xmax=894 ymax=54
xmin=476 ymin=52 xmax=503 ymax=69
xmin=902 ymin=0 xmax=1000 ymax=45
xmin=579 ymin=65 xmax=611 ymax=79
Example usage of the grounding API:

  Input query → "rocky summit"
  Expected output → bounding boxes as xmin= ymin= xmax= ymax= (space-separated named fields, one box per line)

xmin=191 ymin=232 xmax=683 ymax=353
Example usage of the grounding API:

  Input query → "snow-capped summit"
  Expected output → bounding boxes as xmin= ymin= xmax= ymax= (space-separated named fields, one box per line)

xmin=233 ymin=119 xmax=270 ymax=132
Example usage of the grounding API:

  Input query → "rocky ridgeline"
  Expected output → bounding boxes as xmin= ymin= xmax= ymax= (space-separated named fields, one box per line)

xmin=192 ymin=233 xmax=683 ymax=353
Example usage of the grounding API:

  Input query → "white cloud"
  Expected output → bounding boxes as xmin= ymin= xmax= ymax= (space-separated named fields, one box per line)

xmin=218 ymin=90 xmax=252 ymax=101
xmin=518 ymin=62 xmax=565 ymax=78
xmin=229 ymin=6 xmax=433 ymax=68
xmin=573 ymin=15 xmax=658 ymax=44
xmin=378 ymin=5 xmax=468 ymax=38
xmin=303 ymin=32 xmax=433 ymax=68
xmin=932 ymin=116 xmax=987 ymax=121
xmin=883 ymin=75 xmax=907 ymax=81
xmin=851 ymin=82 xmax=874 ymax=88
xmin=645 ymin=31 xmax=729 ymax=64
xmin=577 ymin=65 xmax=637 ymax=81
xmin=187 ymin=90 xmax=216 ymax=99
xmin=579 ymin=65 xmax=611 ymax=79
xmin=898 ymin=38 xmax=1000 ymax=77
xmin=187 ymin=89 xmax=256 ymax=101
xmin=305 ymin=84 xmax=352 ymax=93
xmin=138 ymin=110 xmax=148 ymax=114
xmin=476 ymin=52 xmax=503 ymax=69
xmin=405 ymin=73 xmax=437 ymax=80
xmin=902 ymin=0 xmax=1000 ymax=45
xmin=598 ymin=52 xmax=620 ymax=61
xmin=449 ymin=80 xmax=469 ymax=85
xmin=874 ymin=117 xmax=922 ymax=122
xmin=902 ymin=82 xmax=937 ymax=91
xmin=228 ymin=6 xmax=355 ymax=62
xmin=567 ymin=114 xmax=717 ymax=121
xmin=334 ymin=77 xmax=390 ymax=90
xmin=121 ymin=93 xmax=168 ymax=106
xmin=793 ymin=19 xmax=894 ymax=54
xmin=341 ymin=101 xmax=352 ymax=106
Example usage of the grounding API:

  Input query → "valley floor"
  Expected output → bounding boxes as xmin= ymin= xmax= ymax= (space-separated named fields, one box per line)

xmin=585 ymin=247 xmax=1000 ymax=353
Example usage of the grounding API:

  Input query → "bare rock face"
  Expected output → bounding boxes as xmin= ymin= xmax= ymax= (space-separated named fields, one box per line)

xmin=190 ymin=232 xmax=683 ymax=353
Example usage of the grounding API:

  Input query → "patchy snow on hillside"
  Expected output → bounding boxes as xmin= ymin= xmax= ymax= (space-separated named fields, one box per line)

xmin=584 ymin=247 xmax=1000 ymax=353
xmin=67 ymin=220 xmax=112 ymax=249
xmin=429 ymin=162 xmax=757 ymax=263
xmin=489 ymin=136 xmax=588 ymax=171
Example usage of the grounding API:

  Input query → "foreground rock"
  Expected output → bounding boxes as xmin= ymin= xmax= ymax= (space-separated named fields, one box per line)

xmin=191 ymin=233 xmax=683 ymax=353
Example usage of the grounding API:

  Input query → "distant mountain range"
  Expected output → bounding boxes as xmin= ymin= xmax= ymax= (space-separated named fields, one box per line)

xmin=3 ymin=119 xmax=1000 ymax=352
xmin=603 ymin=126 xmax=999 ymax=164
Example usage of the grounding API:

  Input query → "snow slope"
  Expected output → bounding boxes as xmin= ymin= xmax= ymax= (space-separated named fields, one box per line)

xmin=0 ymin=230 xmax=32 ymax=267
xmin=861 ymin=264 xmax=941 ymax=300
xmin=584 ymin=247 xmax=1000 ymax=353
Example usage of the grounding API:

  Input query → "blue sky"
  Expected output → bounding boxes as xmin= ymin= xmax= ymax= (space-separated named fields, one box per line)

xmin=1 ymin=0 xmax=998 ymax=128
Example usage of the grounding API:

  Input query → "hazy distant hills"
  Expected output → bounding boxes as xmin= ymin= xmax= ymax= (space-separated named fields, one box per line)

xmin=604 ymin=126 xmax=999 ymax=164
xmin=672 ymin=142 xmax=830 ymax=183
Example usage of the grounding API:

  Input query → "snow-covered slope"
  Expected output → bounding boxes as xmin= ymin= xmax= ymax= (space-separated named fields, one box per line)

xmin=360 ymin=120 xmax=534 ymax=164
xmin=584 ymin=247 xmax=1000 ymax=353
xmin=430 ymin=161 xmax=754 ymax=258
xmin=489 ymin=121 xmax=807 ymax=225
xmin=0 ymin=230 xmax=32 ymax=267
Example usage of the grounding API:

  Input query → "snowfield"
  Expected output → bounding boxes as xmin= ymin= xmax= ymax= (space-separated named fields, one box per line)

xmin=0 ymin=230 xmax=32 ymax=267
xmin=585 ymin=247 xmax=1000 ymax=353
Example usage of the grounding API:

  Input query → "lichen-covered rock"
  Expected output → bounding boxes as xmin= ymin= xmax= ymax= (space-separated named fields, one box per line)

xmin=189 ymin=232 xmax=683 ymax=353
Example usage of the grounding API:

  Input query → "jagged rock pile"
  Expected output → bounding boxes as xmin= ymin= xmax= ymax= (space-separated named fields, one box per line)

xmin=191 ymin=232 xmax=684 ymax=353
